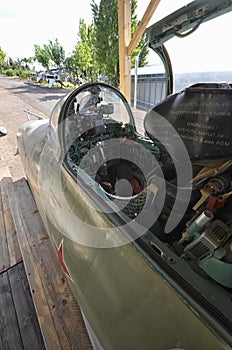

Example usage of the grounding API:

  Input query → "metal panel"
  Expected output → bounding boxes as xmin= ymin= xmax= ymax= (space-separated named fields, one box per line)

xmin=131 ymin=75 xmax=166 ymax=110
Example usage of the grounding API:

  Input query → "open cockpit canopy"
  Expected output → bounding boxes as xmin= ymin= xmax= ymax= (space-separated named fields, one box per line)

xmin=147 ymin=0 xmax=232 ymax=49
xmin=146 ymin=0 xmax=232 ymax=95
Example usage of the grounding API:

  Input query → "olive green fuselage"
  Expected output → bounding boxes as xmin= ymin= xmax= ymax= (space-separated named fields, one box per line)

xmin=16 ymin=119 xmax=230 ymax=350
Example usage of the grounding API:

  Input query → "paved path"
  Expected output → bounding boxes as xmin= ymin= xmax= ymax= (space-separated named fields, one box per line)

xmin=0 ymin=79 xmax=39 ymax=180
xmin=0 ymin=76 xmax=146 ymax=180
xmin=0 ymin=76 xmax=67 ymax=116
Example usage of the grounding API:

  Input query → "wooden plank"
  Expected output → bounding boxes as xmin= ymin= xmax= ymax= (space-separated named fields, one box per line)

xmin=128 ymin=0 xmax=162 ymax=55
xmin=0 ymin=167 xmax=22 ymax=273
xmin=8 ymin=263 xmax=45 ymax=350
xmin=0 ymin=179 xmax=10 ymax=273
xmin=8 ymin=178 xmax=92 ymax=350
xmin=7 ymin=180 xmax=62 ymax=350
xmin=1 ymin=176 xmax=22 ymax=268
xmin=0 ymin=268 xmax=24 ymax=350
xmin=118 ymin=0 xmax=131 ymax=103
xmin=0 ymin=168 xmax=44 ymax=350
xmin=0 ymin=167 xmax=11 ymax=181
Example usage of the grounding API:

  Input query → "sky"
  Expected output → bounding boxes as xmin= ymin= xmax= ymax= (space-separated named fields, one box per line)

xmin=0 ymin=0 xmax=231 ymax=73
xmin=0 ymin=0 xmax=191 ymax=59
xmin=0 ymin=0 xmax=97 ymax=58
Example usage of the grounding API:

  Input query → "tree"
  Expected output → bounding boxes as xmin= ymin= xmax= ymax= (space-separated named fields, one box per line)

xmin=0 ymin=47 xmax=6 ymax=69
xmin=91 ymin=0 xmax=119 ymax=85
xmin=20 ymin=57 xmax=34 ymax=70
xmin=72 ymin=19 xmax=98 ymax=81
xmin=34 ymin=39 xmax=65 ymax=70
xmin=130 ymin=0 xmax=149 ymax=68
xmin=34 ymin=44 xmax=50 ymax=70
xmin=46 ymin=39 xmax=65 ymax=68
xmin=91 ymin=0 xmax=149 ymax=86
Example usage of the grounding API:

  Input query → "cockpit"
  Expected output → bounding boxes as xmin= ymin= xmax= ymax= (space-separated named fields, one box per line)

xmin=57 ymin=83 xmax=158 ymax=221
xmin=50 ymin=79 xmax=232 ymax=301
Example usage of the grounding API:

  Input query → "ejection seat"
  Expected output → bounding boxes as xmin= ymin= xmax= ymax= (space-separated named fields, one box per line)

xmin=143 ymin=83 xmax=232 ymax=241
xmin=144 ymin=83 xmax=232 ymax=161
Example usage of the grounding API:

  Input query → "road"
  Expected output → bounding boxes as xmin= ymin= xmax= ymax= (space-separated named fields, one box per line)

xmin=0 ymin=76 xmax=146 ymax=180
xmin=0 ymin=76 xmax=68 ymax=117
xmin=0 ymin=76 xmax=67 ymax=180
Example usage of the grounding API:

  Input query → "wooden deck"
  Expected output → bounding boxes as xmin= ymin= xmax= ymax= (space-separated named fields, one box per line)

xmin=0 ymin=168 xmax=92 ymax=350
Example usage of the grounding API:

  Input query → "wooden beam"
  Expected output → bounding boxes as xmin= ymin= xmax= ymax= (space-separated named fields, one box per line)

xmin=118 ymin=0 xmax=131 ymax=103
xmin=118 ymin=0 xmax=161 ymax=104
xmin=128 ymin=0 xmax=161 ymax=56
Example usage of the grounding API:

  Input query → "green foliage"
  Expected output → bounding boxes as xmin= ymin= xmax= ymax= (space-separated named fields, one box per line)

xmin=18 ymin=69 xmax=31 ymax=79
xmin=91 ymin=0 xmax=149 ymax=86
xmin=34 ymin=39 xmax=65 ymax=69
xmin=91 ymin=0 xmax=119 ymax=85
xmin=67 ymin=0 xmax=149 ymax=85
xmin=10 ymin=57 xmax=23 ymax=70
xmin=72 ymin=20 xmax=98 ymax=81
xmin=34 ymin=44 xmax=50 ymax=69
xmin=46 ymin=39 xmax=65 ymax=67
xmin=0 ymin=47 xmax=6 ymax=68
xmin=1 ymin=55 xmax=32 ymax=79
xmin=4 ymin=68 xmax=14 ymax=77
xmin=2 ymin=68 xmax=31 ymax=79
xmin=131 ymin=33 xmax=149 ymax=68
xmin=21 ymin=57 xmax=33 ymax=70
xmin=0 ymin=1 xmax=149 ymax=87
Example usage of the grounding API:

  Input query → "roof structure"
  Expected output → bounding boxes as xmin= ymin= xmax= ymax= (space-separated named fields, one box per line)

xmin=118 ymin=0 xmax=161 ymax=103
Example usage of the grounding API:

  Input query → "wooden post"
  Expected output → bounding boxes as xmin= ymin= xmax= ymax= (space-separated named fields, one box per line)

xmin=118 ymin=0 xmax=161 ymax=105
xmin=118 ymin=0 xmax=131 ymax=103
